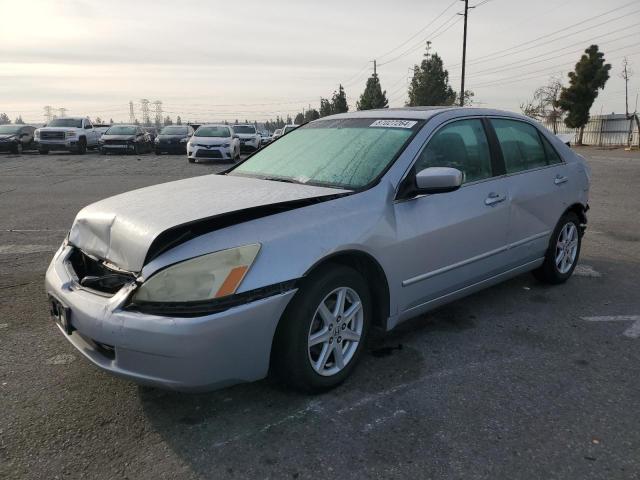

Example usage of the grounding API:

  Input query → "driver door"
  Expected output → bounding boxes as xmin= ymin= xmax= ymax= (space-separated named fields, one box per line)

xmin=392 ymin=118 xmax=511 ymax=317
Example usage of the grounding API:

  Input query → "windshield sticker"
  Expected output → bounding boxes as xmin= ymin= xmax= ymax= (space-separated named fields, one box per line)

xmin=370 ymin=120 xmax=417 ymax=129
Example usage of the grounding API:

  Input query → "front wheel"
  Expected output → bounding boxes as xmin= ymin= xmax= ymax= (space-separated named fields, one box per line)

xmin=272 ymin=265 xmax=371 ymax=392
xmin=533 ymin=212 xmax=582 ymax=284
xmin=76 ymin=138 xmax=87 ymax=154
xmin=11 ymin=143 xmax=23 ymax=154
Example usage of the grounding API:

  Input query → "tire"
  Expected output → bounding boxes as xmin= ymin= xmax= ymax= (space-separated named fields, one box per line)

xmin=188 ymin=157 xmax=195 ymax=163
xmin=155 ymin=149 xmax=161 ymax=155
xmin=77 ymin=138 xmax=87 ymax=155
xmin=100 ymin=148 xmax=107 ymax=155
xmin=39 ymin=148 xmax=49 ymax=155
xmin=133 ymin=143 xmax=140 ymax=155
xmin=272 ymin=264 xmax=371 ymax=393
xmin=11 ymin=143 xmax=23 ymax=154
xmin=533 ymin=211 xmax=582 ymax=284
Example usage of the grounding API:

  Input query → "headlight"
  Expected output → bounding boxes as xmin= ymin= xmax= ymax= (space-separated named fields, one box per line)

xmin=155 ymin=137 xmax=160 ymax=143
xmin=65 ymin=131 xmax=77 ymax=138
xmin=132 ymin=244 xmax=260 ymax=303
xmin=98 ymin=138 xmax=105 ymax=144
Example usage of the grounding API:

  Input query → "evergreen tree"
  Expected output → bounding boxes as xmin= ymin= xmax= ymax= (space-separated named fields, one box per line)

xmin=294 ymin=112 xmax=305 ymax=124
xmin=0 ymin=113 xmax=11 ymax=124
xmin=320 ymin=98 xmax=333 ymax=117
xmin=164 ymin=116 xmax=173 ymax=126
xmin=331 ymin=84 xmax=349 ymax=113
xmin=304 ymin=109 xmax=320 ymax=122
xmin=407 ymin=50 xmax=456 ymax=107
xmin=95 ymin=116 xmax=103 ymax=124
xmin=286 ymin=115 xmax=293 ymax=124
xmin=357 ymin=73 xmax=389 ymax=110
xmin=15 ymin=115 xmax=25 ymax=124
xmin=557 ymin=45 xmax=611 ymax=144
xmin=109 ymin=118 xmax=114 ymax=124
xmin=176 ymin=116 xmax=182 ymax=125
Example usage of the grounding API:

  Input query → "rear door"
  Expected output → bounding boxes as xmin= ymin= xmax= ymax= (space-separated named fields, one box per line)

xmin=393 ymin=117 xmax=511 ymax=315
xmin=488 ymin=118 xmax=570 ymax=266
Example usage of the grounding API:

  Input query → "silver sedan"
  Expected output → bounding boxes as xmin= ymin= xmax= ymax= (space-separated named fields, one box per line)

xmin=45 ymin=107 xmax=590 ymax=392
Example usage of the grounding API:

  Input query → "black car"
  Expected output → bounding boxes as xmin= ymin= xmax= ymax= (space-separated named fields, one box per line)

xmin=0 ymin=124 xmax=36 ymax=154
xmin=98 ymin=125 xmax=153 ymax=155
xmin=154 ymin=125 xmax=194 ymax=154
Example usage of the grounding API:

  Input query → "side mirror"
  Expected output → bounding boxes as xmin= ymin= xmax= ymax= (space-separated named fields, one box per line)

xmin=414 ymin=167 xmax=463 ymax=194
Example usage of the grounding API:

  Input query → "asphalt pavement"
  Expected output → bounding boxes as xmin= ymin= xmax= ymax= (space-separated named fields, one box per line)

xmin=1 ymin=147 xmax=639 ymax=479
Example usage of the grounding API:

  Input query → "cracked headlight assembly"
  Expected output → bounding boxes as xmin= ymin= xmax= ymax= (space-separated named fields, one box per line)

xmin=133 ymin=244 xmax=260 ymax=303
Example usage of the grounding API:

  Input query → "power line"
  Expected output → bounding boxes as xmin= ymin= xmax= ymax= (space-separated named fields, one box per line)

xmin=376 ymin=0 xmax=458 ymax=61
xmin=452 ymin=1 xmax=640 ymax=67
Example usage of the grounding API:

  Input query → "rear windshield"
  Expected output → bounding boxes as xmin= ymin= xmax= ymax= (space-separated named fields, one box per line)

xmin=160 ymin=126 xmax=188 ymax=135
xmin=233 ymin=125 xmax=256 ymax=134
xmin=106 ymin=126 xmax=136 ymax=135
xmin=230 ymin=118 xmax=421 ymax=189
xmin=195 ymin=126 xmax=231 ymax=137
xmin=48 ymin=118 xmax=83 ymax=128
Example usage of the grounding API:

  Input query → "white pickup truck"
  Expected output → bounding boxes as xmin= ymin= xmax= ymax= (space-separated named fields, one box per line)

xmin=35 ymin=116 xmax=102 ymax=154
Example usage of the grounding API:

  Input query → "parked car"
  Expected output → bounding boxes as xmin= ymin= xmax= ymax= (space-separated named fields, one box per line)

xmin=260 ymin=131 xmax=273 ymax=146
xmin=187 ymin=124 xmax=241 ymax=163
xmin=0 ymin=124 xmax=36 ymax=154
xmin=45 ymin=107 xmax=590 ymax=393
xmin=155 ymin=125 xmax=194 ymax=154
xmin=272 ymin=128 xmax=283 ymax=140
xmin=233 ymin=124 xmax=262 ymax=152
xmin=282 ymin=124 xmax=299 ymax=135
xmin=98 ymin=125 xmax=153 ymax=155
xmin=35 ymin=117 xmax=101 ymax=154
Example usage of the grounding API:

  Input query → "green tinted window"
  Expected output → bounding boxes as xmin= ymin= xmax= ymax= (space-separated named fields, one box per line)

xmin=492 ymin=119 xmax=547 ymax=173
xmin=416 ymin=119 xmax=492 ymax=183
xmin=230 ymin=119 xmax=419 ymax=189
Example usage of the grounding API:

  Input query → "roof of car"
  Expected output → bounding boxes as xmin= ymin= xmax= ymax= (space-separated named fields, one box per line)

xmin=327 ymin=106 xmax=527 ymax=121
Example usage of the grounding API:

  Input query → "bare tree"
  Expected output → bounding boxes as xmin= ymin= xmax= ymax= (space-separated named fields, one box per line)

xmin=520 ymin=76 xmax=564 ymax=133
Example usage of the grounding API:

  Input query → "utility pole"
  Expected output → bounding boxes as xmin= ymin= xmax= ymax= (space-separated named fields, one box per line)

xmin=373 ymin=59 xmax=377 ymax=77
xmin=129 ymin=101 xmax=135 ymax=123
xmin=43 ymin=106 xmax=53 ymax=123
xmin=58 ymin=107 xmax=67 ymax=118
xmin=152 ymin=100 xmax=163 ymax=127
xmin=140 ymin=99 xmax=150 ymax=126
xmin=459 ymin=0 xmax=471 ymax=107
xmin=619 ymin=57 xmax=633 ymax=118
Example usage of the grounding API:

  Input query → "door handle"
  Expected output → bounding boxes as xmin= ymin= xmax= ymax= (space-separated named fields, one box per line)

xmin=554 ymin=175 xmax=568 ymax=185
xmin=485 ymin=192 xmax=506 ymax=206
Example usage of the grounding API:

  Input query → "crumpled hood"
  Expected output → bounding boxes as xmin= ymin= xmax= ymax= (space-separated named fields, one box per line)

xmin=69 ymin=174 xmax=347 ymax=273
xmin=101 ymin=134 xmax=135 ymax=141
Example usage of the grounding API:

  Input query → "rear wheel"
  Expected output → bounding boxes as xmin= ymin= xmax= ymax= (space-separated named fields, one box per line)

xmin=272 ymin=265 xmax=371 ymax=392
xmin=533 ymin=212 xmax=582 ymax=284
xmin=76 ymin=138 xmax=87 ymax=154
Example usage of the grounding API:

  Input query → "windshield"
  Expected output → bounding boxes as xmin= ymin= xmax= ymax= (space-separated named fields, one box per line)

xmin=160 ymin=126 xmax=188 ymax=135
xmin=195 ymin=126 xmax=231 ymax=137
xmin=230 ymin=118 xmax=420 ymax=189
xmin=106 ymin=126 xmax=136 ymax=135
xmin=48 ymin=118 xmax=83 ymax=128
xmin=0 ymin=125 xmax=21 ymax=134
xmin=233 ymin=125 xmax=256 ymax=134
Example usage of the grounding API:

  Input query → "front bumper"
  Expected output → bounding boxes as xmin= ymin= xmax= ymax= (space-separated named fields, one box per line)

xmin=45 ymin=245 xmax=296 ymax=391
xmin=100 ymin=143 xmax=139 ymax=153
xmin=187 ymin=145 xmax=233 ymax=161
xmin=0 ymin=141 xmax=18 ymax=151
xmin=36 ymin=140 xmax=80 ymax=151
xmin=240 ymin=140 xmax=260 ymax=152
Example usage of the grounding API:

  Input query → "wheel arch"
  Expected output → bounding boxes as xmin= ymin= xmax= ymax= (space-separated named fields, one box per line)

xmin=301 ymin=249 xmax=391 ymax=330
xmin=564 ymin=202 xmax=588 ymax=233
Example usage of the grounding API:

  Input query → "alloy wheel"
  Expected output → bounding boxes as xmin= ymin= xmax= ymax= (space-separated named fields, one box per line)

xmin=555 ymin=222 xmax=578 ymax=274
xmin=307 ymin=287 xmax=363 ymax=377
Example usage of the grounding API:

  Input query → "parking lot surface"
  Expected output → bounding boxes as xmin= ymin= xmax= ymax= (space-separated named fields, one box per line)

xmin=1 ymin=148 xmax=639 ymax=479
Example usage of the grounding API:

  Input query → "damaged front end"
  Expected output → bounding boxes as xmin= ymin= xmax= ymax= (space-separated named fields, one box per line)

xmin=67 ymin=247 xmax=136 ymax=295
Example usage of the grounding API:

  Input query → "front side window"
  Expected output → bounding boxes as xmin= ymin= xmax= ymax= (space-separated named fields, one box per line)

xmin=230 ymin=118 xmax=420 ymax=189
xmin=415 ymin=119 xmax=493 ymax=183
xmin=491 ymin=119 xmax=547 ymax=173
xmin=195 ymin=126 xmax=231 ymax=138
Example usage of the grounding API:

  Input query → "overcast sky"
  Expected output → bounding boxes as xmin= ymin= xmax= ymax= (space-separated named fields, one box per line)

xmin=0 ymin=0 xmax=638 ymax=123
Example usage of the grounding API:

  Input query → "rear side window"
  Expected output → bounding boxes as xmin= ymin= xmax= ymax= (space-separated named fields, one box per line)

xmin=491 ymin=119 xmax=547 ymax=173
xmin=540 ymin=134 xmax=562 ymax=164
xmin=415 ymin=119 xmax=493 ymax=183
